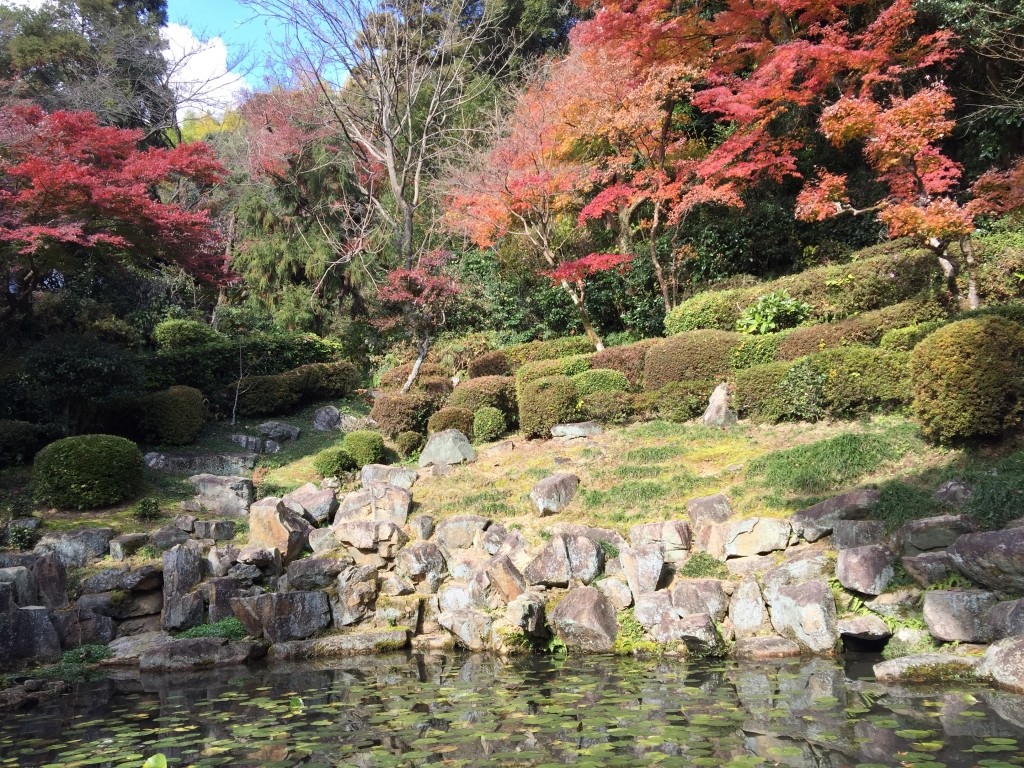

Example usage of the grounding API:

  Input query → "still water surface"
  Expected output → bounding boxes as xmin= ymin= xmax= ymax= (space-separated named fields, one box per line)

xmin=1 ymin=652 xmax=1022 ymax=768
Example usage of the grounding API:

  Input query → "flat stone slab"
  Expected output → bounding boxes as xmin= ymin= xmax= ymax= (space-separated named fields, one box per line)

xmin=266 ymin=628 xmax=410 ymax=659
xmin=733 ymin=636 xmax=801 ymax=660
xmin=873 ymin=653 xmax=980 ymax=684
xmin=551 ymin=422 xmax=602 ymax=439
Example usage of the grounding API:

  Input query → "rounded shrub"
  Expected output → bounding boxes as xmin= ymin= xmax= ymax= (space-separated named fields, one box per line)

xmin=775 ymin=317 xmax=875 ymax=361
xmin=0 ymin=421 xmax=59 ymax=468
xmin=395 ymin=431 xmax=424 ymax=457
xmin=417 ymin=376 xmax=453 ymax=407
xmin=152 ymin=319 xmax=223 ymax=349
xmin=880 ymin=321 xmax=945 ymax=352
xmin=370 ymin=391 xmax=434 ymax=437
xmin=911 ymin=317 xmax=1024 ymax=442
xmin=235 ymin=374 xmax=303 ymax=417
xmin=516 ymin=354 xmax=592 ymax=387
xmin=33 ymin=435 xmax=144 ymax=510
xmin=518 ymin=375 xmax=579 ymax=438
xmin=572 ymin=368 xmax=629 ymax=398
xmin=814 ymin=346 xmax=911 ymax=417
xmin=341 ymin=430 xmax=387 ymax=466
xmin=591 ymin=339 xmax=658 ymax=387
xmin=467 ymin=350 xmax=511 ymax=378
xmin=503 ymin=336 xmax=594 ymax=369
xmin=664 ymin=289 xmax=749 ymax=334
xmin=634 ymin=381 xmax=709 ymax=423
xmin=580 ymin=391 xmax=634 ymax=425
xmin=448 ymin=376 xmax=517 ymax=420
xmin=312 ymin=446 xmax=357 ymax=477
xmin=378 ymin=362 xmax=448 ymax=391
xmin=473 ymin=406 xmax=506 ymax=443
xmin=141 ymin=385 xmax=205 ymax=445
xmin=428 ymin=407 xmax=475 ymax=438
xmin=642 ymin=330 xmax=743 ymax=392
xmin=290 ymin=361 xmax=361 ymax=399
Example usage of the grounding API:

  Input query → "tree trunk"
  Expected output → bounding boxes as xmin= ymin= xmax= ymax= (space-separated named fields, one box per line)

xmin=559 ymin=279 xmax=604 ymax=351
xmin=399 ymin=200 xmax=415 ymax=270
xmin=937 ymin=253 xmax=964 ymax=308
xmin=647 ymin=203 xmax=672 ymax=312
xmin=960 ymin=235 xmax=981 ymax=310
xmin=401 ymin=332 xmax=431 ymax=393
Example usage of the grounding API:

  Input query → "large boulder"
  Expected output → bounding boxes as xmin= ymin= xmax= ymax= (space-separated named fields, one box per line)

xmin=633 ymin=591 xmax=676 ymax=629
xmin=335 ymin=483 xmax=411 ymax=526
xmin=529 ymin=473 xmax=579 ymax=516
xmin=832 ymin=520 xmax=887 ymax=550
xmin=231 ymin=591 xmax=331 ymax=642
xmin=187 ymin=474 xmax=254 ymax=517
xmin=902 ymin=551 xmax=954 ymax=587
xmin=34 ymin=528 xmax=114 ymax=568
xmin=686 ymin=493 xmax=734 ymax=527
xmin=361 ymin=464 xmax=418 ymax=490
xmin=724 ymin=518 xmax=791 ymax=558
xmin=248 ymin=497 xmax=312 ymax=563
xmin=596 ymin=578 xmax=633 ymax=611
xmin=313 ymin=406 xmax=341 ymax=431
xmin=283 ymin=483 xmax=338 ymax=526
xmin=0 ymin=566 xmax=37 ymax=606
xmin=923 ymin=590 xmax=997 ymax=643
xmin=657 ymin=613 xmax=726 ymax=656
xmin=768 ymin=580 xmax=839 ymax=654
xmin=790 ymin=488 xmax=880 ymax=542
xmin=671 ymin=578 xmax=729 ymax=622
xmin=874 ymin=653 xmax=980 ymax=684
xmin=899 ymin=514 xmax=977 ymax=555
xmin=988 ymin=599 xmax=1024 ymax=639
xmin=729 ymin=578 xmax=767 ymax=639
xmin=286 ymin=556 xmax=350 ymax=591
xmin=434 ymin=515 xmax=489 ymax=552
xmin=468 ymin=556 xmax=526 ymax=609
xmin=550 ymin=586 xmax=617 ymax=652
xmin=51 ymin=607 xmax=115 ymax=649
xmin=836 ymin=545 xmax=896 ymax=596
xmin=524 ymin=534 xmax=602 ymax=587
xmin=619 ymin=543 xmax=664 ymax=596
xmin=733 ymin=636 xmax=801 ymax=660
xmin=333 ymin=521 xmax=408 ymax=559
xmin=947 ymin=528 xmax=1024 ymax=591
xmin=761 ymin=550 xmax=832 ymax=603
xmin=396 ymin=541 xmax=447 ymax=594
xmin=331 ymin=566 xmax=379 ymax=626
xmin=81 ymin=565 xmax=161 ymax=594
xmin=193 ymin=519 xmax=236 ymax=541
xmin=978 ymin=637 xmax=1024 ymax=692
xmin=418 ymin=429 xmax=476 ymax=468
xmin=102 ymin=631 xmax=175 ymax=665
xmin=438 ymin=609 xmax=493 ymax=651
xmin=162 ymin=545 xmax=204 ymax=631
xmin=703 ymin=383 xmax=737 ymax=428
xmin=139 ymin=637 xmax=266 ymax=672
xmin=109 ymin=533 xmax=150 ymax=562
xmin=629 ymin=520 xmax=690 ymax=563
xmin=258 ymin=421 xmax=300 ymax=443
xmin=838 ymin=614 xmax=891 ymax=642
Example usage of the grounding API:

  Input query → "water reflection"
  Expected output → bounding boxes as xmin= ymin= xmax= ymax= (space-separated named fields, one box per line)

xmin=1 ymin=653 xmax=1022 ymax=767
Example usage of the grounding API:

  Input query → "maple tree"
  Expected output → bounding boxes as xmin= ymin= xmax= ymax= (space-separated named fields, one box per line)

xmin=0 ymin=104 xmax=224 ymax=327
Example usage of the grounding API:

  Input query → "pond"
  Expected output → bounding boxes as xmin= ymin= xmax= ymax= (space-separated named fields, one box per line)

xmin=0 ymin=652 xmax=1022 ymax=768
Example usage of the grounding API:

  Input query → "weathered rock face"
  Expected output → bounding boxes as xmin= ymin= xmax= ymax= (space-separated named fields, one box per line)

xmin=469 ymin=556 xmax=526 ymax=609
xmin=192 ymin=520 xmax=236 ymax=541
xmin=232 ymin=591 xmax=331 ymax=642
xmin=761 ymin=550 xmax=832 ymax=603
xmin=109 ymin=534 xmax=149 ymax=562
xmin=596 ymin=578 xmax=633 ymax=611
xmin=529 ymin=473 xmax=580 ymax=516
xmin=331 ymin=566 xmax=379 ymax=626
xmin=923 ymin=590 xmax=998 ymax=643
xmin=550 ymin=586 xmax=617 ymax=652
xmin=146 ymin=452 xmax=257 ymax=475
xmin=619 ymin=544 xmax=664 ymax=596
xmin=629 ymin=521 xmax=690 ymax=563
xmin=768 ymin=580 xmax=839 ymax=654
xmin=672 ymin=579 xmax=729 ymax=622
xmin=51 ymin=607 xmax=115 ymax=649
xmin=729 ymin=578 xmax=766 ymax=639
xmin=0 ymin=566 xmax=37 ymax=606
xmin=634 ymin=591 xmax=675 ymax=629
xmin=418 ymin=429 xmax=476 ymax=468
xmin=703 ymin=383 xmax=737 ymax=428
xmin=733 ymin=636 xmax=801 ymax=660
xmin=837 ymin=614 xmax=891 ymax=641
xmin=988 ymin=598 xmax=1024 ymax=640
xmin=551 ymin=422 xmax=602 ymax=439
xmin=434 ymin=515 xmax=489 ymax=552
xmin=248 ymin=498 xmax=312 ymax=563
xmin=102 ymin=630 xmax=175 ymax=665
xmin=978 ymin=637 xmax=1024 ymax=692
xmin=335 ymin=483 xmax=412 ymax=526
xmin=438 ymin=609 xmax=493 ymax=651
xmin=34 ymin=528 xmax=114 ymax=568
xmin=282 ymin=483 xmax=338 ymax=526
xmin=81 ymin=565 xmax=161 ymax=594
xmin=10 ymin=606 xmax=62 ymax=663
xmin=361 ymin=464 xmax=418 ymax=490
xmin=162 ymin=545 xmax=204 ymax=631
xmin=836 ymin=545 xmax=896 ymax=596
xmin=230 ymin=434 xmax=280 ymax=454
xmin=900 ymin=515 xmax=977 ymax=555
xmin=285 ymin=556 xmax=349 ymax=591
xmin=139 ymin=637 xmax=267 ymax=672
xmin=947 ymin=528 xmax=1024 ymax=591
xmin=902 ymin=552 xmax=954 ymax=587
xmin=524 ymin=534 xmax=603 ymax=587
xmin=790 ymin=488 xmax=880 ymax=542
xmin=934 ymin=480 xmax=972 ymax=508
xmin=874 ymin=653 xmax=980 ymax=684
xmin=832 ymin=520 xmax=887 ymax=550
xmin=259 ymin=421 xmax=300 ymax=443
xmin=187 ymin=474 xmax=254 ymax=517
xmin=659 ymin=613 xmax=726 ymax=656
xmin=686 ymin=494 xmax=734 ymax=527
xmin=313 ymin=406 xmax=341 ymax=432
xmin=725 ymin=518 xmax=791 ymax=558
xmin=396 ymin=542 xmax=447 ymax=594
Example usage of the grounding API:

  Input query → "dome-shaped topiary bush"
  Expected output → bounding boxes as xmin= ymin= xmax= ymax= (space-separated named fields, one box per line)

xmin=580 ymin=391 xmax=634 ymax=425
xmin=378 ymin=362 xmax=448 ymax=390
xmin=152 ymin=318 xmax=223 ymax=349
xmin=911 ymin=316 xmax=1024 ymax=442
xmin=448 ymin=376 xmax=517 ymax=421
xmin=472 ymin=406 xmax=506 ymax=443
xmin=642 ymin=330 xmax=743 ymax=392
xmin=395 ymin=430 xmax=425 ymax=457
xmin=518 ymin=375 xmax=579 ymax=438
xmin=312 ymin=446 xmax=357 ymax=477
xmin=370 ymin=391 xmax=434 ymax=437
xmin=428 ymin=407 xmax=475 ymax=438
xmin=34 ymin=434 xmax=144 ymax=510
xmin=141 ymin=385 xmax=205 ymax=445
xmin=467 ymin=350 xmax=511 ymax=378
xmin=341 ymin=430 xmax=387 ymax=466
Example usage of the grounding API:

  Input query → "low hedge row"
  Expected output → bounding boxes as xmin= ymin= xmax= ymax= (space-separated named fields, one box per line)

xmin=518 ymin=375 xmax=580 ymax=438
xmin=0 ymin=420 xmax=60 ymax=468
xmin=516 ymin=354 xmax=593 ymax=387
xmin=234 ymin=361 xmax=360 ymax=417
xmin=448 ymin=376 xmax=518 ymax=422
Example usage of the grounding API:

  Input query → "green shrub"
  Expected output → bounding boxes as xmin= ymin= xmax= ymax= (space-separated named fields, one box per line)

xmin=771 ymin=358 xmax=828 ymax=422
xmin=572 ymin=369 xmax=629 ymax=397
xmin=0 ymin=420 xmax=58 ymax=468
xmin=467 ymin=350 xmax=511 ymax=378
xmin=911 ymin=317 xmax=1024 ymax=442
xmin=378 ymin=362 xmax=448 ymax=391
xmin=427 ymin=407 xmax=475 ymax=438
xmin=775 ymin=316 xmax=875 ymax=360
xmin=665 ymin=289 xmax=748 ymax=334
xmin=133 ymin=497 xmax=163 ymax=522
xmin=736 ymin=291 xmax=812 ymax=335
xmin=581 ymin=391 xmax=634 ymax=425
xmin=427 ymin=332 xmax=496 ymax=375
xmin=814 ymin=346 xmax=911 ymax=417
xmin=733 ymin=362 xmax=795 ymax=421
xmin=33 ymin=435 xmax=144 ymax=510
xmin=448 ymin=376 xmax=518 ymax=420
xmin=177 ymin=617 xmax=247 ymax=640
xmin=312 ymin=446 xmax=357 ymax=477
xmin=880 ymin=321 xmax=945 ymax=351
xmin=234 ymin=374 xmax=303 ymax=417
xmin=395 ymin=431 xmax=424 ymax=457
xmin=417 ymin=376 xmax=453 ymax=408
xmin=634 ymin=381 xmax=709 ymax=423
xmin=502 ymin=336 xmax=595 ymax=369
xmin=590 ymin=339 xmax=658 ymax=387
xmin=152 ymin=319 xmax=223 ymax=349
xmin=288 ymin=361 xmax=361 ymax=399
xmin=516 ymin=354 xmax=592 ymax=387
xmin=732 ymin=333 xmax=785 ymax=370
xmin=342 ymin=430 xmax=387 ymax=466
xmin=473 ymin=406 xmax=507 ymax=443
xmin=518 ymin=375 xmax=579 ymax=438
xmin=140 ymin=386 xmax=205 ymax=445
xmin=642 ymin=330 xmax=742 ymax=392
xmin=370 ymin=391 xmax=434 ymax=437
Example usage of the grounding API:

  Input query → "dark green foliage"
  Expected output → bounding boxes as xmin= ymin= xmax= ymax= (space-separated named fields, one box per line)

xmin=177 ymin=618 xmax=247 ymax=640
xmin=679 ymin=552 xmax=729 ymax=579
xmin=472 ymin=406 xmax=507 ymax=443
xmin=911 ymin=317 xmax=1024 ymax=442
xmin=152 ymin=319 xmax=222 ymax=349
xmin=341 ymin=430 xmax=387 ymax=466
xmin=664 ymin=289 xmax=747 ymax=334
xmin=140 ymin=386 xmax=205 ymax=445
xmin=731 ymin=334 xmax=785 ymax=370
xmin=378 ymin=362 xmax=449 ymax=390
xmin=370 ymin=391 xmax=434 ymax=437
xmin=634 ymin=381 xmax=709 ymax=423
xmin=571 ymin=368 xmax=629 ymax=397
xmin=288 ymin=361 xmax=361 ymax=400
xmin=448 ymin=376 xmax=518 ymax=420
xmin=235 ymin=374 xmax=303 ymax=417
xmin=642 ymin=330 xmax=742 ymax=392
xmin=0 ymin=420 xmax=58 ymax=468
xmin=312 ymin=446 xmax=357 ymax=477
xmin=516 ymin=354 xmax=592 ymax=386
xmin=133 ymin=497 xmax=163 ymax=523
xmin=814 ymin=347 xmax=911 ymax=417
xmin=736 ymin=291 xmax=812 ymax=334
xmin=61 ymin=644 xmax=113 ymax=665
xmin=880 ymin=322 xmax=945 ymax=351
xmin=733 ymin=362 xmax=795 ymax=421
xmin=768 ymin=359 xmax=828 ymax=422
xmin=427 ymin=407 xmax=475 ymax=438
xmin=33 ymin=434 xmax=144 ymax=510
xmin=502 ymin=336 xmax=594 ymax=369
xmin=580 ymin=391 xmax=634 ymax=425
xmin=590 ymin=339 xmax=658 ymax=387
xmin=518 ymin=375 xmax=579 ymax=438
xmin=467 ymin=350 xmax=511 ymax=378
xmin=395 ymin=431 xmax=425 ymax=457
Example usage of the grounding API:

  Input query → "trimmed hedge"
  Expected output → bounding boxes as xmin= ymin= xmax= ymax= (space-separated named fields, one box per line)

xmin=590 ymin=339 xmax=658 ymax=387
xmin=581 ymin=391 xmax=634 ymax=425
xmin=815 ymin=347 xmax=911 ymax=417
xmin=428 ymin=407 xmax=475 ymax=438
xmin=152 ymin=319 xmax=223 ymax=349
xmin=733 ymin=362 xmax=795 ymax=422
xmin=313 ymin=446 xmax=357 ymax=477
xmin=235 ymin=374 xmax=303 ymax=417
xmin=911 ymin=317 xmax=1024 ymax=442
xmin=634 ymin=381 xmax=710 ymax=423
xmin=0 ymin=421 xmax=59 ymax=468
xmin=572 ymin=369 xmax=630 ymax=397
xmin=516 ymin=354 xmax=593 ymax=387
xmin=342 ymin=430 xmax=387 ymax=466
xmin=775 ymin=316 xmax=876 ymax=360
xmin=417 ymin=376 xmax=454 ymax=407
xmin=33 ymin=434 xmax=144 ymax=510
xmin=395 ymin=431 xmax=424 ymax=457
xmin=518 ymin=375 xmax=579 ymax=438
xmin=289 ymin=361 xmax=361 ymax=400
xmin=378 ymin=362 xmax=448 ymax=391
xmin=472 ymin=406 xmax=506 ymax=443
xmin=732 ymin=334 xmax=785 ymax=370
xmin=370 ymin=391 xmax=434 ymax=437
xmin=141 ymin=385 xmax=205 ymax=445
xmin=448 ymin=376 xmax=517 ymax=421
xmin=642 ymin=330 xmax=742 ymax=392
xmin=880 ymin=322 xmax=945 ymax=351
xmin=467 ymin=350 xmax=511 ymax=378
xmin=502 ymin=336 xmax=595 ymax=369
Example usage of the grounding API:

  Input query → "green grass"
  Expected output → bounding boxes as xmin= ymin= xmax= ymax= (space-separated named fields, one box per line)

xmin=678 ymin=552 xmax=728 ymax=579
xmin=581 ymin=480 xmax=672 ymax=508
xmin=177 ymin=617 xmax=247 ymax=640
xmin=623 ymin=444 xmax=687 ymax=463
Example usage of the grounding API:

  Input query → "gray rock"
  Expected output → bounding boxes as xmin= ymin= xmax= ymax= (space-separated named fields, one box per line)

xmin=339 ymin=414 xmax=377 ymax=433
xmin=411 ymin=515 xmax=435 ymax=540
xmin=331 ymin=565 xmax=380 ymax=627
xmin=438 ymin=582 xmax=473 ymax=613
xmin=34 ymin=528 xmax=114 ymax=568
xmin=232 ymin=591 xmax=331 ymax=642
xmin=874 ymin=653 xmax=980 ymax=683
xmin=836 ymin=545 xmax=896 ymax=596
xmin=439 ymin=609 xmax=493 ymax=651
xmin=900 ymin=515 xmax=978 ymax=555
xmin=469 ymin=556 xmax=526 ymax=608
xmin=230 ymin=434 xmax=278 ymax=454
xmin=395 ymin=542 xmax=447 ymax=594
xmin=619 ymin=543 xmax=664 ymax=596
xmin=192 ymin=520 xmax=236 ymax=541
xmin=109 ymin=533 xmax=150 ymax=561
xmin=671 ymin=578 xmax=729 ymax=622
xmin=596 ymin=577 xmax=633 ymax=611
xmin=286 ymin=556 xmax=349 ymax=591
xmin=145 ymin=452 xmax=257 ymax=475
xmin=948 ymin=528 xmax=1024 ymax=591
xmin=102 ymin=630 xmax=175 ymax=665
xmin=550 ymin=586 xmax=617 ymax=652
xmin=78 ymin=589 xmax=162 ymax=620
xmin=768 ymin=580 xmax=839 ymax=654
xmin=258 ymin=421 xmax=300 ymax=442
xmin=188 ymin=474 xmax=254 ymax=518
xmin=629 ymin=520 xmax=690 ymax=562
xmin=0 ymin=566 xmax=37 ymax=606
xmin=418 ymin=429 xmax=476 ymax=467
xmin=978 ymin=637 xmax=1024 ymax=692
xmin=838 ymin=614 xmax=891 ymax=641
xmin=283 ymin=483 xmax=338 ymax=526
xmin=934 ymin=480 xmax=972 ymax=508
xmin=204 ymin=577 xmax=240 ymax=623
xmin=988 ymin=599 xmax=1024 ymax=640
xmin=729 ymin=578 xmax=766 ymax=639
xmin=725 ymin=554 xmax=774 ymax=577
xmin=903 ymin=551 xmax=954 ymax=587
xmin=659 ymin=613 xmax=726 ymax=656
xmin=207 ymin=544 xmax=239 ymax=577
xmin=162 ymin=545 xmax=204 ymax=631
xmin=733 ymin=636 xmax=801 ymax=660
xmin=724 ymin=517 xmax=791 ymax=558
xmin=81 ymin=565 xmax=161 ymax=594
xmin=761 ymin=550 xmax=832 ymax=603
xmin=149 ymin=523 xmax=190 ymax=551
xmin=529 ymin=473 xmax=580 ymax=516
xmin=524 ymin=534 xmax=602 ymax=587
xmin=248 ymin=497 xmax=312 ymax=563
xmin=866 ymin=587 xmax=923 ymax=619
xmin=139 ymin=637 xmax=266 ymax=672
xmin=703 ymin=382 xmax=737 ymax=428
xmin=551 ymin=422 xmax=602 ymax=439
xmin=634 ymin=591 xmax=675 ymax=629
xmin=790 ymin=488 xmax=880 ymax=542
xmin=434 ymin=515 xmax=488 ymax=551
xmin=832 ymin=520 xmax=887 ymax=550
xmin=307 ymin=528 xmax=338 ymax=554
xmin=380 ymin=572 xmax=414 ymax=596
xmin=313 ymin=406 xmax=341 ymax=431
xmin=335 ymin=483 xmax=411 ymax=526
xmin=924 ymin=589 xmax=997 ymax=643
xmin=11 ymin=606 xmax=61 ymax=663
xmin=686 ymin=493 xmax=734 ymax=527
xmin=268 ymin=627 xmax=409 ymax=659
xmin=51 ymin=607 xmax=115 ymax=649
xmin=361 ymin=464 xmax=418 ymax=490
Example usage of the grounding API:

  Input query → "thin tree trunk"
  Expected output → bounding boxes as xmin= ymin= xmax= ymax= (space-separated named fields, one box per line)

xmin=960 ymin=235 xmax=981 ymax=310
xmin=401 ymin=332 xmax=431 ymax=393
xmin=647 ymin=203 xmax=672 ymax=312
xmin=559 ymin=279 xmax=604 ymax=351
xmin=399 ymin=201 xmax=415 ymax=270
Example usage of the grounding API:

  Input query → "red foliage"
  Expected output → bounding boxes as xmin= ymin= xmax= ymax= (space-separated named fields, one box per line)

xmin=546 ymin=252 xmax=633 ymax=283
xmin=970 ymin=159 xmax=1024 ymax=221
xmin=375 ymin=251 xmax=460 ymax=334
